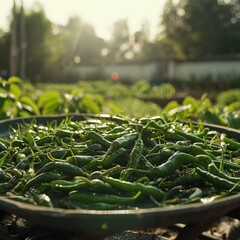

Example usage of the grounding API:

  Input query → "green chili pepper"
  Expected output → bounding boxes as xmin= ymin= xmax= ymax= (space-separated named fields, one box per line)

xmin=207 ymin=162 xmax=240 ymax=183
xmin=100 ymin=147 xmax=128 ymax=167
xmin=7 ymin=195 xmax=36 ymax=205
xmin=35 ymin=136 xmax=54 ymax=146
xmin=111 ymin=132 xmax=137 ymax=149
xmin=1 ymin=115 xmax=240 ymax=211
xmin=195 ymin=167 xmax=240 ymax=191
xmin=68 ymin=190 xmax=141 ymax=204
xmin=33 ymin=193 xmax=53 ymax=207
xmin=22 ymin=172 xmax=61 ymax=193
xmin=222 ymin=136 xmax=240 ymax=149
xmin=87 ymin=131 xmax=111 ymax=147
xmin=103 ymin=176 xmax=165 ymax=200
xmin=67 ymin=155 xmax=95 ymax=167
xmin=36 ymin=161 xmax=85 ymax=177
xmin=0 ymin=179 xmax=18 ymax=194
xmin=55 ymin=129 xmax=81 ymax=139
xmin=150 ymin=152 xmax=204 ymax=178
xmin=48 ymin=180 xmax=88 ymax=192
xmin=121 ymin=137 xmax=144 ymax=180
xmin=0 ymin=141 xmax=7 ymax=151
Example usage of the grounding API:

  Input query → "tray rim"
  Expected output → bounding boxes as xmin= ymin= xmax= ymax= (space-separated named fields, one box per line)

xmin=1 ymin=114 xmax=240 ymax=231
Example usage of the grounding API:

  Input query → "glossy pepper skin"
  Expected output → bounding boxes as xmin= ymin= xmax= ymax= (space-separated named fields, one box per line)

xmin=1 ymin=115 xmax=240 ymax=210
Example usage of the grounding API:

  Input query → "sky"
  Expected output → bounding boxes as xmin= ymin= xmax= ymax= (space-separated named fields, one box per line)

xmin=0 ymin=0 xmax=166 ymax=40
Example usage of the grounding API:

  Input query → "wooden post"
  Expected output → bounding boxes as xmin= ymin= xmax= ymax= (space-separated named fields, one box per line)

xmin=9 ymin=0 xmax=18 ymax=77
xmin=20 ymin=0 xmax=27 ymax=80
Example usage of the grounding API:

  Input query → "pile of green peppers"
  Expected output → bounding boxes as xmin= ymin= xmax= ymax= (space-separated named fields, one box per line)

xmin=0 ymin=115 xmax=240 ymax=210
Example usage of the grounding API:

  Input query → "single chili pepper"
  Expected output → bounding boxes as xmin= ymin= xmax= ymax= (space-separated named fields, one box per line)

xmin=11 ymin=168 xmax=25 ymax=178
xmin=180 ymin=187 xmax=203 ymax=200
xmin=111 ymin=132 xmax=137 ymax=149
xmin=33 ymin=193 xmax=53 ymax=208
xmin=36 ymin=161 xmax=85 ymax=177
xmin=83 ymin=159 xmax=99 ymax=171
xmin=90 ymin=171 xmax=103 ymax=179
xmin=195 ymin=167 xmax=240 ymax=191
xmin=173 ymin=129 xmax=203 ymax=143
xmin=150 ymin=152 xmax=204 ymax=178
xmin=0 ymin=141 xmax=7 ymax=151
xmin=68 ymin=190 xmax=141 ymax=204
xmin=87 ymin=131 xmax=111 ymax=147
xmin=48 ymin=149 xmax=72 ymax=159
xmin=82 ymin=143 xmax=103 ymax=153
xmin=146 ymin=148 xmax=175 ymax=165
xmin=143 ymin=120 xmax=166 ymax=131
xmin=106 ymin=126 xmax=125 ymax=134
xmin=11 ymin=140 xmax=25 ymax=148
xmin=15 ymin=156 xmax=30 ymax=170
xmin=21 ymin=172 xmax=61 ymax=193
xmin=48 ymin=180 xmax=88 ymax=192
xmin=0 ymin=177 xmax=19 ymax=194
xmin=147 ymin=144 xmax=163 ymax=155
xmin=213 ymin=158 xmax=240 ymax=170
xmin=0 ymin=168 xmax=5 ymax=180
xmin=161 ymin=173 xmax=202 ymax=189
xmin=197 ymin=127 xmax=209 ymax=137
xmin=35 ymin=136 xmax=54 ymax=146
xmin=207 ymin=162 xmax=240 ymax=183
xmin=100 ymin=147 xmax=128 ymax=168
xmin=186 ymin=144 xmax=209 ymax=156
xmin=15 ymin=153 xmax=27 ymax=163
xmin=102 ymin=176 xmax=165 ymax=200
xmin=122 ymin=137 xmax=144 ymax=180
xmin=110 ymin=115 xmax=129 ymax=124
xmin=77 ymin=177 xmax=118 ymax=194
xmin=7 ymin=195 xmax=36 ymax=205
xmin=139 ymin=156 xmax=154 ymax=170
xmin=67 ymin=155 xmax=95 ymax=167
xmin=55 ymin=129 xmax=81 ymax=139
xmin=163 ymin=185 xmax=184 ymax=201
xmin=164 ymin=131 xmax=187 ymax=141
xmin=222 ymin=135 xmax=240 ymax=149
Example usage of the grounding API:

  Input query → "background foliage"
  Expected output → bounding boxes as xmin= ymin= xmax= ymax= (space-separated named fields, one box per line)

xmin=0 ymin=0 xmax=239 ymax=81
xmin=1 ymin=77 xmax=240 ymax=130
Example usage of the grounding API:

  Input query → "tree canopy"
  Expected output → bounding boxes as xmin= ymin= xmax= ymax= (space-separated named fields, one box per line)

xmin=0 ymin=0 xmax=239 ymax=81
xmin=161 ymin=0 xmax=240 ymax=58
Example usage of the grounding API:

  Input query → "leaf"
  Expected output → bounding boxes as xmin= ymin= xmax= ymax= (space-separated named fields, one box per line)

xmin=3 ymin=99 xmax=18 ymax=118
xmin=163 ymin=100 xmax=179 ymax=114
xmin=42 ymin=100 xmax=61 ymax=115
xmin=20 ymin=96 xmax=40 ymax=115
xmin=38 ymin=91 xmax=61 ymax=108
xmin=10 ymin=83 xmax=22 ymax=99
xmin=167 ymin=104 xmax=192 ymax=117
xmin=71 ymin=88 xmax=84 ymax=97
xmin=203 ymin=110 xmax=223 ymax=125
xmin=79 ymin=95 xmax=101 ymax=113
xmin=8 ymin=76 xmax=22 ymax=84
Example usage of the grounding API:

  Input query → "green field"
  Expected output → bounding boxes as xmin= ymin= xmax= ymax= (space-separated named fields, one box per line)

xmin=1 ymin=77 xmax=240 ymax=129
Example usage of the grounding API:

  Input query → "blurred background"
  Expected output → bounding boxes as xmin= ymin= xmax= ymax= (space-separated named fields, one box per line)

xmin=0 ymin=0 xmax=240 ymax=124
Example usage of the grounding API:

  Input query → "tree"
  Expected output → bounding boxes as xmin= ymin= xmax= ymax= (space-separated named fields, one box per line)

xmin=62 ymin=16 xmax=105 ymax=65
xmin=106 ymin=19 xmax=131 ymax=62
xmin=0 ymin=30 xmax=10 ymax=76
xmin=132 ymin=20 xmax=151 ymax=60
xmin=25 ymin=3 xmax=53 ymax=81
xmin=160 ymin=0 xmax=240 ymax=58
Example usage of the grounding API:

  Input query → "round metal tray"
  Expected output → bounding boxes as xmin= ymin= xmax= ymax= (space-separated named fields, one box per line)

xmin=0 ymin=114 xmax=240 ymax=233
